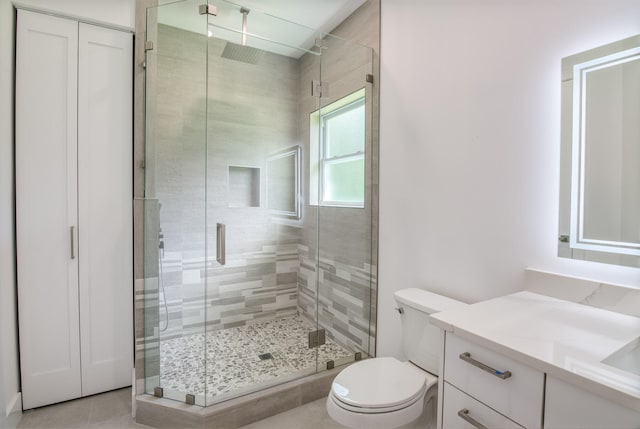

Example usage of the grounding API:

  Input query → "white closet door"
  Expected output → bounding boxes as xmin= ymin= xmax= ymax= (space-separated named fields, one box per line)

xmin=16 ymin=10 xmax=81 ymax=409
xmin=77 ymin=22 xmax=133 ymax=396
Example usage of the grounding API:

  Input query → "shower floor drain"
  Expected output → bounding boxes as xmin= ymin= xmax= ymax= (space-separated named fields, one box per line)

xmin=258 ymin=353 xmax=273 ymax=360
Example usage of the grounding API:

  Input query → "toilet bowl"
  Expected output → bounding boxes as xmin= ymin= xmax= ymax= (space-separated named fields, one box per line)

xmin=326 ymin=288 xmax=467 ymax=429
xmin=326 ymin=357 xmax=437 ymax=429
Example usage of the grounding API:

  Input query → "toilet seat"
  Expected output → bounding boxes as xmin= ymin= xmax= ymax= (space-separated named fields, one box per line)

xmin=329 ymin=384 xmax=427 ymax=414
xmin=327 ymin=357 xmax=437 ymax=429
xmin=330 ymin=357 xmax=427 ymax=413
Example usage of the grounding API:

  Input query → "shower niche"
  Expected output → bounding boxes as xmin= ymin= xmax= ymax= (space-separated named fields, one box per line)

xmin=228 ymin=166 xmax=260 ymax=208
xmin=141 ymin=0 xmax=377 ymax=409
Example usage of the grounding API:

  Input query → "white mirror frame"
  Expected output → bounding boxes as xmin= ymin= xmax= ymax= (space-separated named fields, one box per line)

xmin=559 ymin=35 xmax=640 ymax=267
xmin=570 ymin=46 xmax=640 ymax=256
xmin=266 ymin=145 xmax=301 ymax=220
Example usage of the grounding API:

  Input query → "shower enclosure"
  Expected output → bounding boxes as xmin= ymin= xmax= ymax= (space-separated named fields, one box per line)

xmin=142 ymin=0 xmax=377 ymax=407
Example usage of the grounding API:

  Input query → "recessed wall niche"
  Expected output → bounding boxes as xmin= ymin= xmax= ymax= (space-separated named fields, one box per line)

xmin=228 ymin=166 xmax=261 ymax=208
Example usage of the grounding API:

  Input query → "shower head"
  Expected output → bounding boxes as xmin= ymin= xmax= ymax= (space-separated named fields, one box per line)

xmin=221 ymin=42 xmax=264 ymax=64
xmin=219 ymin=6 xmax=263 ymax=64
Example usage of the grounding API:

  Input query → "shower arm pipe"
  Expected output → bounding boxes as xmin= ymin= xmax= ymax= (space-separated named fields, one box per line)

xmin=207 ymin=22 xmax=321 ymax=56
xmin=241 ymin=7 xmax=249 ymax=46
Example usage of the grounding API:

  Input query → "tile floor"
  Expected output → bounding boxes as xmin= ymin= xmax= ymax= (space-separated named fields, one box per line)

xmin=15 ymin=387 xmax=341 ymax=429
xmin=159 ymin=315 xmax=352 ymax=400
xmin=16 ymin=387 xmax=436 ymax=429
xmin=241 ymin=396 xmax=436 ymax=429
xmin=17 ymin=388 xmax=147 ymax=429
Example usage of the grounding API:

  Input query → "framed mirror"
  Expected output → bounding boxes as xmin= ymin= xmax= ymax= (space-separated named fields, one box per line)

xmin=266 ymin=145 xmax=301 ymax=220
xmin=559 ymin=35 xmax=640 ymax=267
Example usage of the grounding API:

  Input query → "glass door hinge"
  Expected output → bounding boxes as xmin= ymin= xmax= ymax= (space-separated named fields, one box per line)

xmin=311 ymin=80 xmax=329 ymax=98
xmin=199 ymin=4 xmax=218 ymax=15
xmin=308 ymin=329 xmax=326 ymax=348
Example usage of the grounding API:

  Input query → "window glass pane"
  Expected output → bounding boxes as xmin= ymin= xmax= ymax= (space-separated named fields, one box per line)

xmin=324 ymin=101 xmax=365 ymax=158
xmin=323 ymin=157 xmax=364 ymax=204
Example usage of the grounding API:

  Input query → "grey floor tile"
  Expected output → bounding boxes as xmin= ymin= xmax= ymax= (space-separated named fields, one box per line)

xmin=88 ymin=414 xmax=151 ymax=429
xmin=238 ymin=398 xmax=347 ymax=429
xmin=17 ymin=388 xmax=152 ymax=429
xmin=16 ymin=385 xmax=437 ymax=429
xmin=19 ymin=395 xmax=93 ymax=429
xmin=238 ymin=396 xmax=438 ymax=429
xmin=88 ymin=388 xmax=133 ymax=425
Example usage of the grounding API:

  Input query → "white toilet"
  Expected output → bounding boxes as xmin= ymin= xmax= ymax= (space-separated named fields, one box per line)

xmin=326 ymin=288 xmax=467 ymax=429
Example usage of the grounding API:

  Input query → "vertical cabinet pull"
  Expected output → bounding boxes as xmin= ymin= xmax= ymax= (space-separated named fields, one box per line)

xmin=457 ymin=409 xmax=489 ymax=429
xmin=70 ymin=226 xmax=76 ymax=259
xmin=459 ymin=352 xmax=512 ymax=379
xmin=216 ymin=223 xmax=225 ymax=265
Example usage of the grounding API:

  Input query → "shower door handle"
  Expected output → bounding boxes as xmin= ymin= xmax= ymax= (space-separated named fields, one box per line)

xmin=216 ymin=223 xmax=226 ymax=265
xmin=70 ymin=226 xmax=76 ymax=259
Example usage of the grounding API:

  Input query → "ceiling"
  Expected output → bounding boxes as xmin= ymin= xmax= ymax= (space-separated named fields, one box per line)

xmin=155 ymin=0 xmax=367 ymax=58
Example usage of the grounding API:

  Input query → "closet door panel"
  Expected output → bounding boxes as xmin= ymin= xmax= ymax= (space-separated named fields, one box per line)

xmin=77 ymin=23 xmax=133 ymax=395
xmin=16 ymin=10 xmax=81 ymax=409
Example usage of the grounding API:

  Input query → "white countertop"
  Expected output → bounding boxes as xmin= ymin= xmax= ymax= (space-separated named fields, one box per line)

xmin=430 ymin=291 xmax=640 ymax=412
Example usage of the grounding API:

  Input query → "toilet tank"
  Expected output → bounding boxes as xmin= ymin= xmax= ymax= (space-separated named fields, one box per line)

xmin=394 ymin=288 xmax=467 ymax=375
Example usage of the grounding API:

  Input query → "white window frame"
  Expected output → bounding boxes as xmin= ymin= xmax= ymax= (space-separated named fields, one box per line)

xmin=309 ymin=88 xmax=366 ymax=208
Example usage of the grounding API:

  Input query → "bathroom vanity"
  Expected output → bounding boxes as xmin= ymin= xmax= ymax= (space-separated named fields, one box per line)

xmin=430 ymin=292 xmax=640 ymax=429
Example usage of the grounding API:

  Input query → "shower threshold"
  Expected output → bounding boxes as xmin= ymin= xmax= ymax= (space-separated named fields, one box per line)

xmin=136 ymin=364 xmax=346 ymax=429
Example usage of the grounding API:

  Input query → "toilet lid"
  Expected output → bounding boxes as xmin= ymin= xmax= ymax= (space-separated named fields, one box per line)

xmin=331 ymin=357 xmax=427 ymax=409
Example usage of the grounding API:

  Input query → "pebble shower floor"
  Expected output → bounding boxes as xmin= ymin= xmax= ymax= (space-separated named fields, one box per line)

xmin=159 ymin=315 xmax=352 ymax=400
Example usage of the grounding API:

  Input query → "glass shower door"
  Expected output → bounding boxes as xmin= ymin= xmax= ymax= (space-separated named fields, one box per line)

xmin=312 ymin=33 xmax=376 ymax=371
xmin=203 ymin=1 xmax=322 ymax=405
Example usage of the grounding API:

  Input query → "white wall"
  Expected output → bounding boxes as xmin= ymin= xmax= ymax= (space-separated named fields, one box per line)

xmin=379 ymin=0 xmax=640 ymax=358
xmin=0 ymin=2 xmax=134 ymax=427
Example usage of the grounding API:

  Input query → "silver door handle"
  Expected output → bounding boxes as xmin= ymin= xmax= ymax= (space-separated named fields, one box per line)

xmin=70 ymin=226 xmax=76 ymax=259
xmin=216 ymin=223 xmax=225 ymax=265
xmin=459 ymin=352 xmax=512 ymax=380
xmin=457 ymin=409 xmax=488 ymax=429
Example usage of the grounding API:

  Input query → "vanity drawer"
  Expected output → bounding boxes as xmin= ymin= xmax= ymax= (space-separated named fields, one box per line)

xmin=442 ymin=382 xmax=524 ymax=429
xmin=444 ymin=333 xmax=544 ymax=428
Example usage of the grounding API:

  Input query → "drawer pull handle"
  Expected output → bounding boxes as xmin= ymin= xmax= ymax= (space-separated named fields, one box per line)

xmin=459 ymin=352 xmax=512 ymax=380
xmin=458 ymin=408 xmax=489 ymax=429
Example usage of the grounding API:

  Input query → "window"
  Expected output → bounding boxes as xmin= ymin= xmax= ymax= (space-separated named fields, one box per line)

xmin=310 ymin=89 xmax=366 ymax=207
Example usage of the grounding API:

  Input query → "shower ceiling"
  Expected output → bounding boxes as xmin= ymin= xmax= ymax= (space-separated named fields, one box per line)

xmin=157 ymin=0 xmax=367 ymax=58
